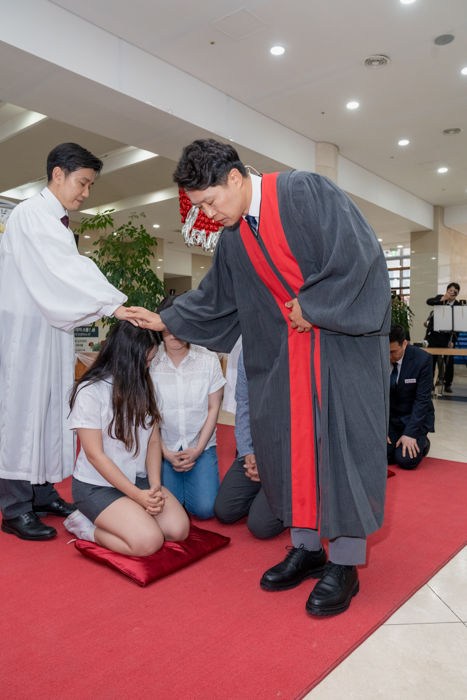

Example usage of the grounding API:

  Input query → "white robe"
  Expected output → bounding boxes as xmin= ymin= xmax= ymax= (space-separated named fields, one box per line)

xmin=0 ymin=187 xmax=127 ymax=483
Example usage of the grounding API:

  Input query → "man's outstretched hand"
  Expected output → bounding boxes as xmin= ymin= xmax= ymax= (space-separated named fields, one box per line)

xmin=125 ymin=307 xmax=167 ymax=331
xmin=285 ymin=298 xmax=312 ymax=333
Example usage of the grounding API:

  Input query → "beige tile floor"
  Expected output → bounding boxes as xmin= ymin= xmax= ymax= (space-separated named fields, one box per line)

xmin=219 ymin=368 xmax=467 ymax=699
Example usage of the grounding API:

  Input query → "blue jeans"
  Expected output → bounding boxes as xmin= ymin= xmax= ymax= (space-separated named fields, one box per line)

xmin=161 ymin=446 xmax=220 ymax=519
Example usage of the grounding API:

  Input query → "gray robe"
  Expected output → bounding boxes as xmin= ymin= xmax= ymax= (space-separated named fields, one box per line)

xmin=161 ymin=171 xmax=390 ymax=539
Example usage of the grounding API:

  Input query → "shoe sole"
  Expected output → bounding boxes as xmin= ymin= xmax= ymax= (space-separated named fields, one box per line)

xmin=1 ymin=523 xmax=57 ymax=541
xmin=305 ymin=579 xmax=360 ymax=616
xmin=260 ymin=567 xmax=326 ymax=592
xmin=33 ymin=510 xmax=76 ymax=518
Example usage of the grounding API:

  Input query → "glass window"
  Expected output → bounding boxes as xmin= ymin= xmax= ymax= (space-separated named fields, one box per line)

xmin=403 ymin=258 xmax=410 ymax=266
xmin=403 ymin=269 xmax=410 ymax=278
xmin=403 ymin=248 xmax=411 ymax=256
xmin=390 ymin=280 xmax=401 ymax=289
xmin=387 ymin=260 xmax=401 ymax=268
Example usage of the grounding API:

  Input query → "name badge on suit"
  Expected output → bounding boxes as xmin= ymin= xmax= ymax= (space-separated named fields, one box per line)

xmin=405 ymin=379 xmax=417 ymax=384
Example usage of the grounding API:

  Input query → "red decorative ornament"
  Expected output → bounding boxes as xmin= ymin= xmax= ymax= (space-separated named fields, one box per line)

xmin=179 ymin=188 xmax=222 ymax=252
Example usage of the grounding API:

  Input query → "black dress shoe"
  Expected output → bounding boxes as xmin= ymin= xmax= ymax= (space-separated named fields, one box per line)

xmin=260 ymin=545 xmax=327 ymax=591
xmin=444 ymin=385 xmax=453 ymax=393
xmin=1 ymin=512 xmax=57 ymax=541
xmin=306 ymin=562 xmax=359 ymax=616
xmin=422 ymin=437 xmax=431 ymax=458
xmin=33 ymin=498 xmax=77 ymax=518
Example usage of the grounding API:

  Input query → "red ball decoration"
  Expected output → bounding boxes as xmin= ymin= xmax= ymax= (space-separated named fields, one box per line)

xmin=179 ymin=189 xmax=221 ymax=234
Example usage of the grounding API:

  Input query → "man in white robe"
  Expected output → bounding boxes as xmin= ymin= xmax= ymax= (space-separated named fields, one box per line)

xmin=0 ymin=142 xmax=130 ymax=541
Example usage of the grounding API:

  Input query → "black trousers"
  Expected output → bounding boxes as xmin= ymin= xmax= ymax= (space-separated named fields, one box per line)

xmin=432 ymin=354 xmax=454 ymax=386
xmin=387 ymin=425 xmax=427 ymax=470
xmin=214 ymin=458 xmax=285 ymax=539
xmin=0 ymin=480 xmax=60 ymax=519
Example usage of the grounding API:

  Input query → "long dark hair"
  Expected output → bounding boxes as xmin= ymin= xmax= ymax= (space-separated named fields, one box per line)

xmin=69 ymin=321 xmax=161 ymax=455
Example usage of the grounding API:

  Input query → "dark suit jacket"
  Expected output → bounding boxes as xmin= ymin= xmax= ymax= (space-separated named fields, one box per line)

xmin=390 ymin=344 xmax=435 ymax=438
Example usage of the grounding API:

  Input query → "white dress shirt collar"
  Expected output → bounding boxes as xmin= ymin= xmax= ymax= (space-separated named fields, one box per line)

xmin=247 ymin=174 xmax=262 ymax=219
xmin=41 ymin=186 xmax=68 ymax=220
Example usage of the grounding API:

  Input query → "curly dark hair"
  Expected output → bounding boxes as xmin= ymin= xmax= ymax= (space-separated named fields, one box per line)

xmin=69 ymin=321 xmax=161 ymax=455
xmin=173 ymin=138 xmax=247 ymax=191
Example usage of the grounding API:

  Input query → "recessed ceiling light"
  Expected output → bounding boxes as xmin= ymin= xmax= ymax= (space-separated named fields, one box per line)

xmin=462 ymin=67 xmax=467 ymax=75
xmin=158 ymin=258 xmax=163 ymax=261
xmin=153 ymin=224 xmax=160 ymax=228
xmin=398 ymin=139 xmax=409 ymax=146
xmin=438 ymin=167 xmax=448 ymax=173
xmin=432 ymin=257 xmax=436 ymax=260
xmin=85 ymin=251 xmax=90 ymax=254
xmin=400 ymin=0 xmax=416 ymax=3
xmin=84 ymin=235 xmax=91 ymax=238
xmin=157 ymin=266 xmax=161 ymax=269
xmin=397 ymin=245 xmax=403 ymax=248
xmin=347 ymin=101 xmax=359 ymax=110
xmin=378 ymin=238 xmax=383 ymax=242
xmin=200 ymin=266 xmax=204 ymax=269
xmin=270 ymin=46 xmax=285 ymax=56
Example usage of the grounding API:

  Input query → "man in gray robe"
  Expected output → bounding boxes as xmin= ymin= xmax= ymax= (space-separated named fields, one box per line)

xmin=129 ymin=139 xmax=390 ymax=616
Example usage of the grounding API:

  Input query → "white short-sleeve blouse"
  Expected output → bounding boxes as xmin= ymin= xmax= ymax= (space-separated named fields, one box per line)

xmin=150 ymin=344 xmax=226 ymax=451
xmin=69 ymin=379 xmax=151 ymax=487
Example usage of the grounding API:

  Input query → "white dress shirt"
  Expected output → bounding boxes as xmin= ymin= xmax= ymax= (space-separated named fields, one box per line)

xmin=243 ymin=173 xmax=262 ymax=225
xmin=70 ymin=379 xmax=151 ymax=487
xmin=150 ymin=344 xmax=226 ymax=451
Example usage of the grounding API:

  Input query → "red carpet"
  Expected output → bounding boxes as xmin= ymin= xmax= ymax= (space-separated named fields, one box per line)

xmin=1 ymin=426 xmax=467 ymax=700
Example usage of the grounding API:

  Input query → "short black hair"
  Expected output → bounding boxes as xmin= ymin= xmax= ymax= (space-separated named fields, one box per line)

xmin=389 ymin=323 xmax=406 ymax=345
xmin=156 ymin=294 xmax=179 ymax=314
xmin=447 ymin=282 xmax=460 ymax=292
xmin=46 ymin=143 xmax=103 ymax=182
xmin=173 ymin=138 xmax=248 ymax=191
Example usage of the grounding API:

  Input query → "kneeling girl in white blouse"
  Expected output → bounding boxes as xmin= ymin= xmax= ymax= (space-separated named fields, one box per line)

xmin=65 ymin=321 xmax=190 ymax=555
xmin=150 ymin=296 xmax=226 ymax=519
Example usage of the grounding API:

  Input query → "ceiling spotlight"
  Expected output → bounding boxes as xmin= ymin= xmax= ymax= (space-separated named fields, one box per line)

xmin=438 ymin=167 xmax=448 ymax=173
xmin=85 ymin=251 xmax=91 ymax=254
xmin=158 ymin=258 xmax=163 ymax=261
xmin=462 ymin=67 xmax=467 ymax=75
xmin=432 ymin=257 xmax=436 ymax=260
xmin=398 ymin=139 xmax=409 ymax=146
xmin=153 ymin=224 xmax=160 ymax=228
xmin=400 ymin=0 xmax=416 ymax=3
xmin=270 ymin=46 xmax=285 ymax=56
xmin=346 ymin=101 xmax=359 ymax=110
xmin=84 ymin=235 xmax=91 ymax=238
xmin=397 ymin=245 xmax=403 ymax=248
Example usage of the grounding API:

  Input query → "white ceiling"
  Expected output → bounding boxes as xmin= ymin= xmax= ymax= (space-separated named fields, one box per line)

xmin=51 ymin=0 xmax=467 ymax=208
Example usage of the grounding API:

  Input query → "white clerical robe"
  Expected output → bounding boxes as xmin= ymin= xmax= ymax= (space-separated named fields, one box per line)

xmin=0 ymin=187 xmax=127 ymax=483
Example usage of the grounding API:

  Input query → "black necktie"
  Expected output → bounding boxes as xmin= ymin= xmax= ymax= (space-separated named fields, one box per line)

xmin=61 ymin=215 xmax=69 ymax=228
xmin=245 ymin=215 xmax=258 ymax=238
xmin=390 ymin=363 xmax=398 ymax=390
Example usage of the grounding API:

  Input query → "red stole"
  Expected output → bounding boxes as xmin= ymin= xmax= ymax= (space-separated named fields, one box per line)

xmin=239 ymin=173 xmax=321 ymax=528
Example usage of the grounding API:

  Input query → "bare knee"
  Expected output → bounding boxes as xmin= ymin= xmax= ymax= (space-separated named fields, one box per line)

xmin=164 ymin=518 xmax=190 ymax=543
xmin=130 ymin=531 xmax=164 ymax=557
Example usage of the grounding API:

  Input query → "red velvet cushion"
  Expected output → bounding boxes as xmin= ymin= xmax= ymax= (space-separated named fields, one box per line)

xmin=74 ymin=525 xmax=230 ymax=586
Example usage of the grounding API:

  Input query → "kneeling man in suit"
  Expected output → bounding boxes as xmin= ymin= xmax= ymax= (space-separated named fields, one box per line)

xmin=388 ymin=324 xmax=435 ymax=470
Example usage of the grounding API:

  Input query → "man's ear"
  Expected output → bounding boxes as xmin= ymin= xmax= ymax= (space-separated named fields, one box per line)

xmin=52 ymin=167 xmax=65 ymax=186
xmin=229 ymin=168 xmax=244 ymax=189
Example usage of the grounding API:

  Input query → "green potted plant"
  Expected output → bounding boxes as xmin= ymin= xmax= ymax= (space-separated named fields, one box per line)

xmin=391 ymin=295 xmax=414 ymax=335
xmin=76 ymin=210 xmax=165 ymax=337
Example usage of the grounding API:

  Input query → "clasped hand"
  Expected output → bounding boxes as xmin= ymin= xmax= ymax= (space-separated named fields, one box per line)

xmin=166 ymin=448 xmax=199 ymax=472
xmin=139 ymin=486 xmax=167 ymax=516
xmin=285 ymin=298 xmax=312 ymax=333
xmin=243 ymin=453 xmax=260 ymax=482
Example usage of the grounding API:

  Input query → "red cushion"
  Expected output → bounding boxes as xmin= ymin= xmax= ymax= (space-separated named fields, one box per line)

xmin=74 ymin=525 xmax=230 ymax=586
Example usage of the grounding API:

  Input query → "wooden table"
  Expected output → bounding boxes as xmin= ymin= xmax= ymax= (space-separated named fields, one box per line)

xmin=422 ymin=348 xmax=467 ymax=356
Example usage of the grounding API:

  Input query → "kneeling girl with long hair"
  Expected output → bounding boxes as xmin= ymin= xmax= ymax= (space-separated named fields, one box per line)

xmin=65 ymin=321 xmax=190 ymax=556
